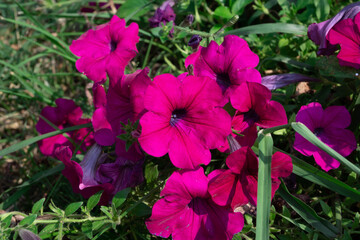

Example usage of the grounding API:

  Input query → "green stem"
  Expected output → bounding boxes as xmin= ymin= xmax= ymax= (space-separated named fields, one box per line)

xmin=262 ymin=124 xmax=290 ymax=134
xmin=173 ymin=26 xmax=212 ymax=37
xmin=142 ymin=37 xmax=153 ymax=69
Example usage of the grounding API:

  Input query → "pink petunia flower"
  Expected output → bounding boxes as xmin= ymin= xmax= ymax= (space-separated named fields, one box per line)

xmin=293 ymin=102 xmax=357 ymax=171
xmin=138 ymin=74 xmax=231 ymax=169
xmin=55 ymin=141 xmax=144 ymax=205
xmin=146 ymin=167 xmax=244 ymax=240
xmin=70 ymin=15 xmax=139 ymax=83
xmin=55 ymin=145 xmax=114 ymax=205
xmin=327 ymin=12 xmax=360 ymax=68
xmin=222 ymin=82 xmax=287 ymax=150
xmin=308 ymin=2 xmax=360 ymax=55
xmin=184 ymin=35 xmax=261 ymax=105
xmin=36 ymin=98 xmax=94 ymax=156
xmin=92 ymin=83 xmax=115 ymax=146
xmin=106 ymin=68 xmax=152 ymax=136
xmin=208 ymin=147 xmax=293 ymax=210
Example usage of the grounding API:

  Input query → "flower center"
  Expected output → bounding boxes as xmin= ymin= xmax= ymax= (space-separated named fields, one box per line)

xmin=313 ymin=127 xmax=324 ymax=136
xmin=243 ymin=109 xmax=260 ymax=125
xmin=216 ymin=72 xmax=231 ymax=93
xmin=110 ymin=40 xmax=117 ymax=52
xmin=188 ymin=197 xmax=207 ymax=215
xmin=170 ymin=108 xmax=187 ymax=126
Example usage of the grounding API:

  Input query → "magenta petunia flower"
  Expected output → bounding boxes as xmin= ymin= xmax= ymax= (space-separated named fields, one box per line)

xmin=106 ymin=68 xmax=152 ymax=136
xmin=92 ymin=83 xmax=115 ymax=146
xmin=208 ymin=147 xmax=293 ymax=209
xmin=227 ymin=82 xmax=288 ymax=149
xmin=327 ymin=12 xmax=360 ymax=68
xmin=146 ymin=167 xmax=244 ymax=240
xmin=293 ymin=102 xmax=357 ymax=171
xmin=70 ymin=15 xmax=139 ymax=83
xmin=308 ymin=2 xmax=360 ymax=55
xmin=36 ymin=98 xmax=94 ymax=156
xmin=55 ymin=141 xmax=144 ymax=205
xmin=138 ymin=74 xmax=231 ymax=169
xmin=184 ymin=35 xmax=261 ymax=105
xmin=55 ymin=145 xmax=114 ymax=205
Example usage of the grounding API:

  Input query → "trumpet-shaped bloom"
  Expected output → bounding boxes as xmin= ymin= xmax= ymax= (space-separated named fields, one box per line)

xmin=138 ymin=74 xmax=231 ymax=169
xmin=149 ymin=0 xmax=176 ymax=28
xmin=308 ymin=2 xmax=360 ymax=55
xmin=56 ymin=141 xmax=144 ymax=205
xmin=36 ymin=98 xmax=94 ymax=156
xmin=146 ymin=167 xmax=244 ymax=240
xmin=208 ymin=147 xmax=293 ymax=209
xmin=70 ymin=15 xmax=139 ymax=82
xmin=185 ymin=35 xmax=261 ymax=105
xmin=106 ymin=68 xmax=151 ymax=136
xmin=227 ymin=82 xmax=287 ymax=148
xmin=293 ymin=102 xmax=357 ymax=171
xmin=327 ymin=12 xmax=360 ymax=68
xmin=92 ymin=83 xmax=115 ymax=146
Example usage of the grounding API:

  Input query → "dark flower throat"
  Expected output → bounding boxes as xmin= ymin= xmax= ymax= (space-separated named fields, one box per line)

xmin=243 ymin=109 xmax=260 ymax=125
xmin=170 ymin=108 xmax=187 ymax=126
xmin=110 ymin=40 xmax=117 ymax=52
xmin=216 ymin=73 xmax=231 ymax=92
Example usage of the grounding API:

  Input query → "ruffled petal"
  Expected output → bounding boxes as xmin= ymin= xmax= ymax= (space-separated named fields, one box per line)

xmin=138 ymin=112 xmax=173 ymax=158
xmin=271 ymin=152 xmax=293 ymax=178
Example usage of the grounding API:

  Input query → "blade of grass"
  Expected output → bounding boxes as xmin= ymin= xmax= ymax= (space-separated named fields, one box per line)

xmin=278 ymin=181 xmax=339 ymax=238
xmin=274 ymin=147 xmax=360 ymax=201
xmin=222 ymin=23 xmax=307 ymax=36
xmin=0 ymin=123 xmax=92 ymax=157
xmin=256 ymin=131 xmax=273 ymax=240
xmin=0 ymin=16 xmax=71 ymax=55
xmin=291 ymin=122 xmax=360 ymax=175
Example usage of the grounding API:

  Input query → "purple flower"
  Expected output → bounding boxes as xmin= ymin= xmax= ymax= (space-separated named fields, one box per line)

xmin=327 ymin=12 xmax=360 ymax=69
xmin=188 ymin=35 xmax=202 ymax=49
xmin=149 ymin=1 xmax=176 ymax=28
xmin=293 ymin=102 xmax=357 ymax=172
xmin=55 ymin=141 xmax=144 ymax=205
xmin=261 ymin=73 xmax=320 ymax=90
xmin=146 ymin=167 xmax=244 ymax=240
xmin=308 ymin=2 xmax=360 ymax=55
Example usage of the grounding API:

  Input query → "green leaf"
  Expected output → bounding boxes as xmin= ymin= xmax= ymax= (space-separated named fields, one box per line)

xmin=319 ymin=200 xmax=333 ymax=218
xmin=315 ymin=0 xmax=330 ymax=21
xmin=112 ymin=188 xmax=131 ymax=209
xmin=19 ymin=214 xmax=37 ymax=226
xmin=291 ymin=122 xmax=360 ymax=175
xmin=31 ymin=198 xmax=45 ymax=214
xmin=0 ymin=123 xmax=91 ymax=157
xmin=213 ymin=6 xmax=234 ymax=20
xmin=278 ymin=182 xmax=339 ymax=238
xmin=130 ymin=202 xmax=152 ymax=217
xmin=65 ymin=202 xmax=83 ymax=216
xmin=87 ymin=191 xmax=103 ymax=213
xmin=223 ymin=23 xmax=307 ymax=36
xmin=145 ymin=162 xmax=159 ymax=184
xmin=256 ymin=131 xmax=273 ymax=240
xmin=81 ymin=220 xmax=93 ymax=239
xmin=274 ymin=147 xmax=360 ymax=201
xmin=1 ymin=214 xmax=13 ymax=229
xmin=117 ymin=0 xmax=152 ymax=22
xmin=231 ymin=0 xmax=253 ymax=15
xmin=39 ymin=223 xmax=58 ymax=236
